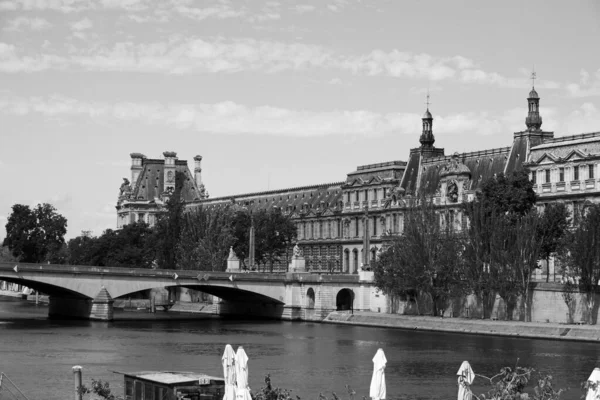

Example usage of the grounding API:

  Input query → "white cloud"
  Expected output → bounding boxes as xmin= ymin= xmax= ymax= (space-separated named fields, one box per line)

xmin=294 ymin=4 xmax=315 ymax=13
xmin=3 ymin=17 xmax=53 ymax=31
xmin=558 ymin=102 xmax=600 ymax=135
xmin=566 ymin=68 xmax=600 ymax=98
xmin=0 ymin=37 xmax=541 ymax=90
xmin=71 ymin=18 xmax=93 ymax=31
xmin=0 ymin=93 xmax=546 ymax=138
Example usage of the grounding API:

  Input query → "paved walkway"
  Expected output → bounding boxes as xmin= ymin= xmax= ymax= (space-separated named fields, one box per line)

xmin=324 ymin=311 xmax=600 ymax=342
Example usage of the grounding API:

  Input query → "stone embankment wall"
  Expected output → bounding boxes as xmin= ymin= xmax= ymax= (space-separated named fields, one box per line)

xmin=324 ymin=311 xmax=600 ymax=342
xmin=380 ymin=283 xmax=598 ymax=324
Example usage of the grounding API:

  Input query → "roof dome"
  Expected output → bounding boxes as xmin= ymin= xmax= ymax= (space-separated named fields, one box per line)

xmin=528 ymin=88 xmax=539 ymax=99
xmin=423 ymin=109 xmax=432 ymax=119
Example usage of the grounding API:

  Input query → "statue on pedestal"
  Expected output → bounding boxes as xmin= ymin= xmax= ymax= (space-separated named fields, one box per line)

xmin=293 ymin=243 xmax=303 ymax=259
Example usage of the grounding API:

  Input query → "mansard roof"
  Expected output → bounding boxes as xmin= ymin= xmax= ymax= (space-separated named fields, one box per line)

xmin=417 ymin=146 xmax=511 ymax=194
xmin=131 ymin=158 xmax=202 ymax=202
xmin=197 ymin=182 xmax=345 ymax=215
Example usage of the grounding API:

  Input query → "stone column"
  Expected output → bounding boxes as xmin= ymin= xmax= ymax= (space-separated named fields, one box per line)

xmin=90 ymin=286 xmax=114 ymax=321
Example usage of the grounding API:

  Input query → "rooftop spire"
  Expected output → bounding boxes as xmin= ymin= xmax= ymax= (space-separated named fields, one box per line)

xmin=420 ymin=91 xmax=434 ymax=147
xmin=525 ymin=69 xmax=542 ymax=131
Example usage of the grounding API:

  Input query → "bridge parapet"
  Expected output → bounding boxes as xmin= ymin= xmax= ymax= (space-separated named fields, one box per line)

xmin=0 ymin=263 xmax=377 ymax=322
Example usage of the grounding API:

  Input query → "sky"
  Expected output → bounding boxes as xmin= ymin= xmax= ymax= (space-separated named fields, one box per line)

xmin=1 ymin=0 xmax=600 ymax=240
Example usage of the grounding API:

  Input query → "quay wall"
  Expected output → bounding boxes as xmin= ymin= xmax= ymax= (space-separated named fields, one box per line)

xmin=379 ymin=283 xmax=598 ymax=325
xmin=323 ymin=311 xmax=600 ymax=343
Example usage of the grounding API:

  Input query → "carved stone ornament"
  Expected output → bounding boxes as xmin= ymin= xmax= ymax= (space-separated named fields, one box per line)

xmin=293 ymin=243 xmax=303 ymax=258
xmin=167 ymin=170 xmax=175 ymax=183
xmin=446 ymin=181 xmax=459 ymax=203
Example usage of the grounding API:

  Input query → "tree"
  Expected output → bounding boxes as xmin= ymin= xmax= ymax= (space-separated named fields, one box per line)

xmin=479 ymin=170 xmax=536 ymax=217
xmin=463 ymin=198 xmax=500 ymax=318
xmin=152 ymin=178 xmax=186 ymax=270
xmin=67 ymin=223 xmax=155 ymax=268
xmin=231 ymin=207 xmax=297 ymax=272
xmin=536 ymin=203 xmax=570 ymax=282
xmin=373 ymin=196 xmax=465 ymax=316
xmin=3 ymin=203 xmax=67 ymax=263
xmin=254 ymin=208 xmax=297 ymax=273
xmin=177 ymin=205 xmax=236 ymax=271
xmin=564 ymin=204 xmax=600 ymax=324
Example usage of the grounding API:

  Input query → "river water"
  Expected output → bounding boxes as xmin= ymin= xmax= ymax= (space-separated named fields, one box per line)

xmin=0 ymin=298 xmax=598 ymax=400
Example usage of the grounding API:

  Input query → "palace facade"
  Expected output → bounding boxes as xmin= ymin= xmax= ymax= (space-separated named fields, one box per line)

xmin=116 ymin=85 xmax=600 ymax=276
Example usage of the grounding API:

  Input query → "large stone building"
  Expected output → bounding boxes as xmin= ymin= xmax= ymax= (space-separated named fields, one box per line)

xmin=116 ymin=84 xmax=600 ymax=276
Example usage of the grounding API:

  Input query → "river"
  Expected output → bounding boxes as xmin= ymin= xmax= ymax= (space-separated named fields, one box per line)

xmin=0 ymin=297 xmax=598 ymax=400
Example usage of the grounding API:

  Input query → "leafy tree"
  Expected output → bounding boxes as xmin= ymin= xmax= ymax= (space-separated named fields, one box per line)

xmin=564 ymin=204 xmax=600 ymax=324
xmin=254 ymin=208 xmax=297 ymax=273
xmin=494 ymin=213 xmax=542 ymax=321
xmin=152 ymin=173 xmax=186 ymax=269
xmin=463 ymin=199 xmax=500 ymax=318
xmin=3 ymin=203 xmax=67 ymax=263
xmin=67 ymin=223 xmax=155 ymax=268
xmin=231 ymin=207 xmax=296 ymax=272
xmin=177 ymin=205 xmax=236 ymax=271
xmin=373 ymin=196 xmax=465 ymax=316
xmin=231 ymin=209 xmax=252 ymax=269
xmin=478 ymin=170 xmax=537 ymax=217
xmin=536 ymin=203 xmax=570 ymax=282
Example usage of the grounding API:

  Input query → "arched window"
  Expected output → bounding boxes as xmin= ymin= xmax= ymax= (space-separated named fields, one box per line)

xmin=306 ymin=288 xmax=315 ymax=309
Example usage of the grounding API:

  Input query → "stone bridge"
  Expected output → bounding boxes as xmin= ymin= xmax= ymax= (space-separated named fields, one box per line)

xmin=0 ymin=263 xmax=383 ymax=321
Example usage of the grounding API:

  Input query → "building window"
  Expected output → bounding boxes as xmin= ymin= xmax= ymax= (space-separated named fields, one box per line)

xmin=545 ymin=169 xmax=551 ymax=183
xmin=337 ymin=219 xmax=341 ymax=238
xmin=372 ymin=216 xmax=377 ymax=236
xmin=319 ymin=221 xmax=323 ymax=238
xmin=392 ymin=214 xmax=397 ymax=233
xmin=373 ymin=189 xmax=378 ymax=200
xmin=532 ymin=171 xmax=536 ymax=184
xmin=346 ymin=192 xmax=350 ymax=203
xmin=574 ymin=165 xmax=579 ymax=180
xmin=355 ymin=217 xmax=359 ymax=237
xmin=590 ymin=164 xmax=595 ymax=179
xmin=355 ymin=191 xmax=359 ymax=201
xmin=364 ymin=189 xmax=369 ymax=202
xmin=559 ymin=168 xmax=565 ymax=182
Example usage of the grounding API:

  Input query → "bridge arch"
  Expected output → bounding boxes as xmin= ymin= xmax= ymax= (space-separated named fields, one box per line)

xmin=306 ymin=288 xmax=315 ymax=309
xmin=336 ymin=288 xmax=354 ymax=311
xmin=0 ymin=276 xmax=89 ymax=299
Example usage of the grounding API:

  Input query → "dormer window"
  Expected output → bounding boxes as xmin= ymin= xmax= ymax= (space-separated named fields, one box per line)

xmin=545 ymin=169 xmax=551 ymax=183
xmin=574 ymin=165 xmax=580 ymax=180
xmin=589 ymin=164 xmax=595 ymax=179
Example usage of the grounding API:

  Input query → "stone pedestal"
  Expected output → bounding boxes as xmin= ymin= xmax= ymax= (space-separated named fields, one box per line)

xmin=289 ymin=257 xmax=307 ymax=273
xmin=359 ymin=270 xmax=374 ymax=282
xmin=90 ymin=287 xmax=114 ymax=321
xmin=226 ymin=246 xmax=240 ymax=272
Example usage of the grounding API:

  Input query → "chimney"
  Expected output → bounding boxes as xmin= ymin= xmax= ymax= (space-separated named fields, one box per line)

xmin=163 ymin=151 xmax=177 ymax=193
xmin=130 ymin=153 xmax=145 ymax=189
xmin=194 ymin=155 xmax=203 ymax=187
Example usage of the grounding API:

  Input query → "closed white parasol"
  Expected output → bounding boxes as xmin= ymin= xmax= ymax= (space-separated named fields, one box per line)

xmin=369 ymin=348 xmax=387 ymax=400
xmin=235 ymin=346 xmax=251 ymax=400
xmin=457 ymin=361 xmax=474 ymax=400
xmin=222 ymin=344 xmax=236 ymax=400
xmin=586 ymin=367 xmax=600 ymax=400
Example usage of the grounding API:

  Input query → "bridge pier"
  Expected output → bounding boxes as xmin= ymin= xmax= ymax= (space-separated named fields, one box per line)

xmin=48 ymin=287 xmax=114 ymax=321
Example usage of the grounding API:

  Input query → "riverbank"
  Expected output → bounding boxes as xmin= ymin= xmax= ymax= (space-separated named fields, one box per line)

xmin=323 ymin=311 xmax=600 ymax=343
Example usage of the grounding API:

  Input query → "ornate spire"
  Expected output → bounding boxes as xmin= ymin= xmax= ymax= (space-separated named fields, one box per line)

xmin=525 ymin=69 xmax=542 ymax=131
xmin=420 ymin=90 xmax=435 ymax=147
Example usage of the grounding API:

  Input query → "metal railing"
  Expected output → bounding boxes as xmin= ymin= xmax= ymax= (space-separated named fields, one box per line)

xmin=0 ymin=373 xmax=30 ymax=400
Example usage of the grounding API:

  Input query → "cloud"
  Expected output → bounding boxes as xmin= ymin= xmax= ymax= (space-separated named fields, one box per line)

xmin=558 ymin=102 xmax=600 ymax=135
xmin=71 ymin=18 xmax=93 ymax=31
xmin=3 ymin=17 xmax=53 ymax=31
xmin=0 ymin=93 xmax=544 ymax=138
xmin=95 ymin=160 xmax=131 ymax=167
xmin=0 ymin=37 xmax=545 ymax=89
xmin=294 ymin=4 xmax=316 ymax=13
xmin=566 ymin=68 xmax=600 ymax=98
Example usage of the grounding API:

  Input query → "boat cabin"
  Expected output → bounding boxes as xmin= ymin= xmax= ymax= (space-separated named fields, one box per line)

xmin=117 ymin=371 xmax=224 ymax=400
